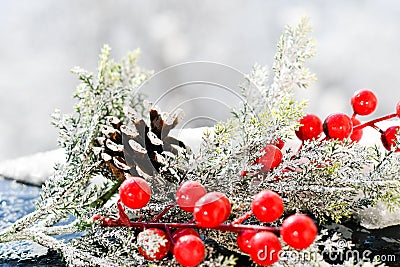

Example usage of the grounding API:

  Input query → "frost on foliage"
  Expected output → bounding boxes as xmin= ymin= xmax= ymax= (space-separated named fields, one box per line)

xmin=1 ymin=18 xmax=399 ymax=267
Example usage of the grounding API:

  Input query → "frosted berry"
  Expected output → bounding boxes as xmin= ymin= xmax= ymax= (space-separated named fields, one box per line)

xmin=252 ymin=190 xmax=284 ymax=223
xmin=280 ymin=214 xmax=317 ymax=250
xmin=381 ymin=126 xmax=400 ymax=152
xmin=237 ymin=229 xmax=257 ymax=254
xmin=323 ymin=113 xmax=353 ymax=140
xmin=176 ymin=181 xmax=207 ymax=212
xmin=351 ymin=89 xmax=378 ymax=116
xmin=137 ymin=228 xmax=170 ymax=261
xmin=173 ymin=235 xmax=205 ymax=267
xmin=249 ymin=232 xmax=281 ymax=266
xmin=350 ymin=117 xmax=363 ymax=142
xmin=255 ymin=145 xmax=283 ymax=172
xmin=119 ymin=176 xmax=151 ymax=209
xmin=194 ymin=192 xmax=231 ymax=228
xmin=396 ymin=101 xmax=400 ymax=118
xmin=272 ymin=138 xmax=285 ymax=149
xmin=295 ymin=114 xmax=323 ymax=141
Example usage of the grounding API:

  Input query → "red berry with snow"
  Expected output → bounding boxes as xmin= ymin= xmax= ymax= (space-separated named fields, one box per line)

xmin=295 ymin=114 xmax=323 ymax=141
xmin=137 ymin=228 xmax=170 ymax=261
xmin=255 ymin=145 xmax=283 ymax=172
xmin=272 ymin=138 xmax=285 ymax=149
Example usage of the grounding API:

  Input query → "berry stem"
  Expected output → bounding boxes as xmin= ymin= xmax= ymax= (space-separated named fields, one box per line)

xmin=371 ymin=124 xmax=383 ymax=133
xmin=117 ymin=200 xmax=131 ymax=226
xmin=232 ymin=211 xmax=253 ymax=225
xmin=102 ymin=219 xmax=279 ymax=233
xmin=99 ymin=204 xmax=279 ymax=234
xmin=353 ymin=113 xmax=397 ymax=132
xmin=151 ymin=203 xmax=176 ymax=222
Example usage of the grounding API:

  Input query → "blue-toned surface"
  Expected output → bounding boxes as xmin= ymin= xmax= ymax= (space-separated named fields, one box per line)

xmin=0 ymin=177 xmax=64 ymax=266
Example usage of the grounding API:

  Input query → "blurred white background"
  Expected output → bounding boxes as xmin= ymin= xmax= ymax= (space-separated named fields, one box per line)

xmin=1 ymin=0 xmax=400 ymax=161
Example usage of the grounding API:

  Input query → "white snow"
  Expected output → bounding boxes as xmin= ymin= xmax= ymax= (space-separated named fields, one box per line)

xmin=0 ymin=149 xmax=65 ymax=186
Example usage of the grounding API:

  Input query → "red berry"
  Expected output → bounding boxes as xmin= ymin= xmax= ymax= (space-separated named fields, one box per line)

xmin=176 ymin=181 xmax=207 ymax=212
xmin=396 ymin=101 xmax=400 ymax=118
xmin=137 ymin=228 xmax=170 ymax=261
xmin=272 ymin=138 xmax=285 ymax=149
xmin=252 ymin=190 xmax=284 ymax=223
xmin=119 ymin=176 xmax=151 ymax=209
xmin=193 ymin=192 xmax=231 ymax=228
xmin=249 ymin=232 xmax=281 ymax=266
xmin=381 ymin=126 xmax=400 ymax=152
xmin=351 ymin=89 xmax=378 ymax=116
xmin=255 ymin=145 xmax=283 ymax=172
xmin=280 ymin=214 xmax=317 ymax=250
xmin=237 ymin=229 xmax=257 ymax=254
xmin=350 ymin=117 xmax=363 ymax=142
xmin=170 ymin=228 xmax=200 ymax=252
xmin=323 ymin=113 xmax=353 ymax=140
xmin=295 ymin=114 xmax=323 ymax=141
xmin=173 ymin=235 xmax=205 ymax=267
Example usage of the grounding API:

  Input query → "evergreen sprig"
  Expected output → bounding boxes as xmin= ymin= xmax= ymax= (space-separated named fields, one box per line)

xmin=0 ymin=18 xmax=399 ymax=267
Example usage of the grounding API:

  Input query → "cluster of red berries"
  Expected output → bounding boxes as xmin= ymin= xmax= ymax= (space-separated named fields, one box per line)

xmin=247 ymin=89 xmax=400 ymax=176
xmin=117 ymin=177 xmax=317 ymax=266
xmin=296 ymin=89 xmax=400 ymax=151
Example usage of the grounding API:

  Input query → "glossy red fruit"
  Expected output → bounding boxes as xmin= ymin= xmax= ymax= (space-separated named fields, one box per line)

xmin=351 ymin=89 xmax=378 ymax=116
xmin=137 ymin=228 xmax=170 ymax=261
xmin=237 ymin=229 xmax=257 ymax=254
xmin=170 ymin=228 xmax=200 ymax=252
xmin=176 ymin=181 xmax=207 ymax=212
xmin=280 ymin=214 xmax=317 ymax=250
xmin=249 ymin=232 xmax=281 ymax=266
xmin=193 ymin=192 xmax=231 ymax=228
xmin=173 ymin=235 xmax=205 ymax=267
xmin=255 ymin=145 xmax=283 ymax=172
xmin=272 ymin=138 xmax=285 ymax=149
xmin=350 ymin=117 xmax=363 ymax=142
xmin=119 ymin=176 xmax=151 ymax=209
xmin=323 ymin=113 xmax=353 ymax=140
xmin=295 ymin=114 xmax=323 ymax=141
xmin=252 ymin=190 xmax=284 ymax=223
xmin=381 ymin=126 xmax=400 ymax=152
xmin=396 ymin=101 xmax=400 ymax=118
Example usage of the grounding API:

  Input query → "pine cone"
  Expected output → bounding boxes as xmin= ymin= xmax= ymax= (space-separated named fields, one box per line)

xmin=94 ymin=107 xmax=187 ymax=183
